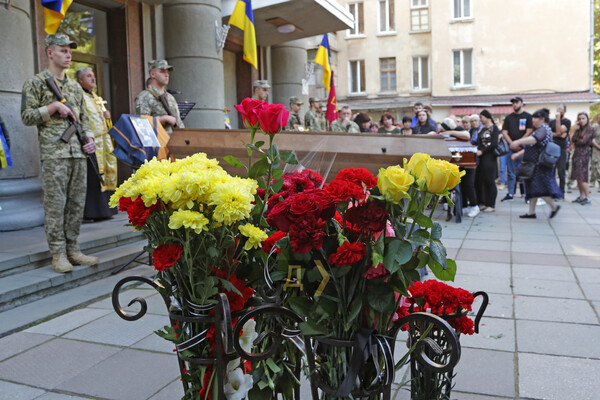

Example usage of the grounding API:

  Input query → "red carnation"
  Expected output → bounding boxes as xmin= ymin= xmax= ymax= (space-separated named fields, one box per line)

xmin=258 ymin=104 xmax=289 ymax=135
xmin=328 ymin=241 xmax=366 ymax=267
xmin=346 ymin=200 xmax=389 ymax=233
xmin=215 ymin=270 xmax=254 ymax=312
xmin=152 ymin=243 xmax=183 ymax=271
xmin=363 ymin=263 xmax=389 ymax=279
xmin=265 ymin=197 xmax=295 ymax=231
xmin=326 ymin=179 xmax=366 ymax=201
xmin=451 ymin=316 xmax=475 ymax=335
xmin=289 ymin=215 xmax=327 ymax=253
xmin=118 ymin=196 xmax=134 ymax=212
xmin=234 ymin=98 xmax=266 ymax=128
xmin=127 ymin=197 xmax=161 ymax=227
xmin=334 ymin=168 xmax=378 ymax=188
xmin=262 ymin=231 xmax=287 ymax=254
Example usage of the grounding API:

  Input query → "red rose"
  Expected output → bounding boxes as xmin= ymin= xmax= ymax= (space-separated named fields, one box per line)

xmin=334 ymin=168 xmax=378 ymax=188
xmin=152 ymin=243 xmax=183 ymax=271
xmin=262 ymin=231 xmax=287 ymax=254
xmin=363 ymin=263 xmax=389 ymax=279
xmin=258 ymin=104 xmax=290 ymax=135
xmin=288 ymin=192 xmax=322 ymax=218
xmin=289 ymin=215 xmax=327 ymax=253
xmin=346 ymin=200 xmax=389 ymax=233
xmin=265 ymin=198 xmax=295 ymax=231
xmin=234 ymin=97 xmax=266 ymax=128
xmin=328 ymin=241 xmax=366 ymax=267
xmin=127 ymin=197 xmax=161 ymax=227
xmin=305 ymin=189 xmax=337 ymax=220
xmin=281 ymin=169 xmax=325 ymax=193
xmin=118 ymin=196 xmax=134 ymax=212
xmin=325 ymin=179 xmax=366 ymax=201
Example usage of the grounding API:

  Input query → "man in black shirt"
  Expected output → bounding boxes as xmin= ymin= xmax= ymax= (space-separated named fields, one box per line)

xmin=500 ymin=96 xmax=533 ymax=201
xmin=549 ymin=104 xmax=571 ymax=194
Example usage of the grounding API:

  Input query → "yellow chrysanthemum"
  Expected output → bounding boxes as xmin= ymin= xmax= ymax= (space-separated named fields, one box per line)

xmin=209 ymin=182 xmax=255 ymax=225
xmin=239 ymin=223 xmax=268 ymax=250
xmin=168 ymin=210 xmax=209 ymax=234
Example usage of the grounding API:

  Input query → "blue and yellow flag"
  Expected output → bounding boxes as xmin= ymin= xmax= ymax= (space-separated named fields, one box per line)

xmin=42 ymin=0 xmax=73 ymax=34
xmin=0 ymin=124 xmax=12 ymax=169
xmin=229 ymin=0 xmax=258 ymax=69
xmin=314 ymin=34 xmax=332 ymax=92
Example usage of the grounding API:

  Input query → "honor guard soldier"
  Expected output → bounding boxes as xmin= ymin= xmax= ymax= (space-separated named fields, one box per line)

xmin=304 ymin=97 xmax=328 ymax=132
xmin=252 ymin=80 xmax=270 ymax=102
xmin=135 ymin=59 xmax=184 ymax=135
xmin=285 ymin=96 xmax=304 ymax=131
xmin=21 ymin=33 xmax=99 ymax=273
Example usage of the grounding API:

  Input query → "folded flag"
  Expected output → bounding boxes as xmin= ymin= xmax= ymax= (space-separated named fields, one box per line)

xmin=108 ymin=114 xmax=170 ymax=167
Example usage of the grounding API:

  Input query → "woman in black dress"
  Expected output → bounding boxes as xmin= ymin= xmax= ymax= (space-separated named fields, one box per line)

xmin=413 ymin=110 xmax=437 ymax=135
xmin=510 ymin=109 xmax=562 ymax=218
xmin=475 ymin=109 xmax=499 ymax=212
xmin=570 ymin=112 xmax=595 ymax=205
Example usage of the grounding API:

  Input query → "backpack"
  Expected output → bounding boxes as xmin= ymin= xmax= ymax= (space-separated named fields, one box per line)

xmin=538 ymin=141 xmax=561 ymax=168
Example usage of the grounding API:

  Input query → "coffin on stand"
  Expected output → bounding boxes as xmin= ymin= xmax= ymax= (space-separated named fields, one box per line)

xmin=168 ymin=129 xmax=452 ymax=180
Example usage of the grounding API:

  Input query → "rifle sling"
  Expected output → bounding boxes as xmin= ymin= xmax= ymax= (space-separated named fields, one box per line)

xmin=145 ymin=89 xmax=173 ymax=116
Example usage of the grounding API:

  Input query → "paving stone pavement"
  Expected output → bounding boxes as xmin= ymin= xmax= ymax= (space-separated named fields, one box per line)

xmin=0 ymin=189 xmax=599 ymax=399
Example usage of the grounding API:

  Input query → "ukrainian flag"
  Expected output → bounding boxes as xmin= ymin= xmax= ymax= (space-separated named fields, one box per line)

xmin=314 ymin=34 xmax=332 ymax=92
xmin=229 ymin=0 xmax=258 ymax=70
xmin=42 ymin=0 xmax=73 ymax=34
xmin=0 ymin=124 xmax=12 ymax=169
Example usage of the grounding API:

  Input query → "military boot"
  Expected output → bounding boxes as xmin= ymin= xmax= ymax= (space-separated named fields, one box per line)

xmin=67 ymin=251 xmax=99 ymax=266
xmin=52 ymin=253 xmax=73 ymax=273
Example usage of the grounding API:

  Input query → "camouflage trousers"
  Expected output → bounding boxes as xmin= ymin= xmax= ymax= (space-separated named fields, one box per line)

xmin=590 ymin=158 xmax=600 ymax=184
xmin=41 ymin=158 xmax=87 ymax=254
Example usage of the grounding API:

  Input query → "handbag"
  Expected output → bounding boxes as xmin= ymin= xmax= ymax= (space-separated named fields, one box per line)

xmin=538 ymin=141 xmax=561 ymax=168
xmin=494 ymin=137 xmax=510 ymax=157
xmin=516 ymin=161 xmax=536 ymax=180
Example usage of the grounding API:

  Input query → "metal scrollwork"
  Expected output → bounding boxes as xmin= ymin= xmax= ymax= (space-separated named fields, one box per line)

xmin=112 ymin=276 xmax=169 ymax=321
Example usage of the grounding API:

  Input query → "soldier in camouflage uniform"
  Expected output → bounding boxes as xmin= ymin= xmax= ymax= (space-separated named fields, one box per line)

xmin=21 ymin=34 xmax=99 ymax=273
xmin=591 ymin=115 xmax=600 ymax=191
xmin=330 ymin=105 xmax=360 ymax=133
xmin=285 ymin=96 xmax=303 ymax=131
xmin=135 ymin=60 xmax=184 ymax=136
xmin=252 ymin=80 xmax=270 ymax=102
xmin=304 ymin=97 xmax=328 ymax=132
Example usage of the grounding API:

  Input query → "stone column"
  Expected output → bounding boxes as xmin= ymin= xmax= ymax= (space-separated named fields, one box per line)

xmin=163 ymin=0 xmax=224 ymax=128
xmin=0 ymin=0 xmax=44 ymax=231
xmin=271 ymin=39 xmax=309 ymax=107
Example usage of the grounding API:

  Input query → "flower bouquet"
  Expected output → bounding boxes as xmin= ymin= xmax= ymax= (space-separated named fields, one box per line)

xmin=260 ymin=153 xmax=466 ymax=398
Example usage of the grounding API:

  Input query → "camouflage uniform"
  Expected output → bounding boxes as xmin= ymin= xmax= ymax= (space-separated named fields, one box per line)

xmin=285 ymin=113 xmax=302 ymax=131
xmin=135 ymin=86 xmax=184 ymax=136
xmin=590 ymin=125 xmax=600 ymax=186
xmin=304 ymin=109 xmax=328 ymax=132
xmin=21 ymin=69 xmax=90 ymax=255
xmin=330 ymin=119 xmax=360 ymax=133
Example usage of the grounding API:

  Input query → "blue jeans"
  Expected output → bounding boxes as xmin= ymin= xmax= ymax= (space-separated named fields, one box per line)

xmin=499 ymin=154 xmax=507 ymax=185
xmin=505 ymin=152 xmax=521 ymax=195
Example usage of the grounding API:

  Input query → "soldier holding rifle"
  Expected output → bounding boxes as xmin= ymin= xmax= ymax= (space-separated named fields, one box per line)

xmin=21 ymin=33 xmax=99 ymax=273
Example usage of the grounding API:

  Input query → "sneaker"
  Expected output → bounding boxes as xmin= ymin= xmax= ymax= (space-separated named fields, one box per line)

xmin=501 ymin=194 xmax=514 ymax=202
xmin=580 ymin=198 xmax=591 ymax=205
xmin=462 ymin=207 xmax=471 ymax=214
xmin=536 ymin=198 xmax=545 ymax=205
xmin=572 ymin=197 xmax=583 ymax=203
xmin=468 ymin=205 xmax=480 ymax=217
xmin=550 ymin=205 xmax=561 ymax=219
xmin=519 ymin=213 xmax=537 ymax=219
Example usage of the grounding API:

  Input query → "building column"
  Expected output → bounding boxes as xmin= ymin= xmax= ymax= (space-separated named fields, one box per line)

xmin=271 ymin=39 xmax=309 ymax=107
xmin=163 ymin=0 xmax=224 ymax=128
xmin=0 ymin=0 xmax=44 ymax=231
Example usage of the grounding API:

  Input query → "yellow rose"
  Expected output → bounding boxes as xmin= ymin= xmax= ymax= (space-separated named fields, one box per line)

xmin=442 ymin=160 xmax=465 ymax=190
xmin=405 ymin=153 xmax=431 ymax=178
xmin=377 ymin=166 xmax=414 ymax=202
xmin=422 ymin=159 xmax=450 ymax=194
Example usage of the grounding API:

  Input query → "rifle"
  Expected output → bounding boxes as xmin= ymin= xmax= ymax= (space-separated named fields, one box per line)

xmin=44 ymin=76 xmax=104 ymax=185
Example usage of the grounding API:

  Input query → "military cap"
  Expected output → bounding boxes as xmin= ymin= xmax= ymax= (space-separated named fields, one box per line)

xmin=289 ymin=96 xmax=303 ymax=105
xmin=45 ymin=33 xmax=77 ymax=49
xmin=309 ymin=97 xmax=322 ymax=103
xmin=148 ymin=59 xmax=174 ymax=71
xmin=253 ymin=80 xmax=271 ymax=89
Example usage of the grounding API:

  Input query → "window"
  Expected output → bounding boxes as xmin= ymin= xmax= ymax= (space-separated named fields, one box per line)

xmin=380 ymin=58 xmax=396 ymax=91
xmin=378 ymin=0 xmax=395 ymax=32
xmin=453 ymin=0 xmax=471 ymax=19
xmin=348 ymin=2 xmax=364 ymax=36
xmin=349 ymin=60 xmax=366 ymax=93
xmin=453 ymin=49 xmax=473 ymax=87
xmin=412 ymin=56 xmax=429 ymax=91
xmin=410 ymin=0 xmax=429 ymax=31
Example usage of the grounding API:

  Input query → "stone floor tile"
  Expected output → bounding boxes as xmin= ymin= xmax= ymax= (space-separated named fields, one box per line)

xmin=512 ymin=231 xmax=560 ymax=243
xmin=512 ymin=278 xmax=584 ymax=299
xmin=460 ymin=317 xmax=515 ymax=352
xmin=581 ymin=281 xmax=600 ymax=301
xmin=451 ymin=392 xmax=513 ymax=400
xmin=131 ymin=332 xmax=175 ymax=354
xmin=460 ymin=239 xmax=511 ymax=251
xmin=563 ymin=244 xmax=600 ymax=257
xmin=517 ymin=320 xmax=600 ymax=358
xmin=0 ymin=332 xmax=53 ymax=362
xmin=511 ymin=241 xmax=565 ymax=255
xmin=455 ymin=260 xmax=511 ymax=278
xmin=25 ymin=308 xmax=110 ymax=337
xmin=574 ymin=267 xmax=600 ymax=283
xmin=472 ymin=293 xmax=513 ymax=319
xmin=33 ymin=393 xmax=90 ymax=399
xmin=567 ymin=255 xmax=600 ymax=268
xmin=452 ymin=348 xmax=515 ymax=398
xmin=63 ymin=312 xmax=167 ymax=347
xmin=456 ymin=249 xmax=511 ymax=263
xmin=511 ymin=252 xmax=568 ymax=266
xmin=0 ymin=338 xmax=120 ymax=389
xmin=0 ymin=380 xmax=46 ymax=400
xmin=148 ymin=379 xmax=184 ymax=400
xmin=440 ymin=238 xmax=463 ymax=249
xmin=514 ymin=296 xmax=598 ymax=323
xmin=512 ymin=263 xmax=575 ymax=281
xmin=465 ymin=231 xmax=512 ymax=241
xmin=448 ymin=275 xmax=512 ymax=295
xmin=519 ymin=353 xmax=600 ymax=400
xmin=90 ymin=289 xmax=169 ymax=316
xmin=56 ymin=349 xmax=180 ymax=400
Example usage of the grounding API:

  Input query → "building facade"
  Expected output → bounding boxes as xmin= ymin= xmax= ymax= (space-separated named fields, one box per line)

xmin=333 ymin=0 xmax=598 ymax=123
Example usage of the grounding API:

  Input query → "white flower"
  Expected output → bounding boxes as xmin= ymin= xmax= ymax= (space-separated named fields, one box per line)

xmin=224 ymin=368 xmax=253 ymax=400
xmin=226 ymin=359 xmax=240 ymax=374
xmin=239 ymin=319 xmax=258 ymax=354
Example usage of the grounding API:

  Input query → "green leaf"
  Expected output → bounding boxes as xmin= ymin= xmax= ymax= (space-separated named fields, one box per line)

xmin=384 ymin=239 xmax=412 ymax=274
xmin=367 ymin=282 xmax=396 ymax=313
xmin=248 ymin=158 xmax=270 ymax=179
xmin=428 ymin=258 xmax=456 ymax=281
xmin=272 ymin=168 xmax=284 ymax=179
xmin=389 ymin=272 xmax=408 ymax=295
xmin=413 ymin=212 xmax=434 ymax=228
xmin=246 ymin=143 xmax=261 ymax=152
xmin=256 ymin=381 xmax=270 ymax=391
xmin=270 ymin=177 xmax=284 ymax=193
xmin=429 ymin=241 xmax=447 ymax=269
xmin=288 ymin=296 xmax=313 ymax=317
xmin=207 ymin=246 xmax=220 ymax=259
xmin=222 ymin=155 xmax=245 ymax=168
xmin=408 ymin=229 xmax=430 ymax=247
xmin=347 ymin=296 xmax=362 ymax=324
xmin=299 ymin=321 xmax=329 ymax=336
xmin=280 ymin=151 xmax=298 ymax=164
xmin=254 ymin=140 xmax=265 ymax=148
xmin=431 ymin=222 xmax=443 ymax=240
xmin=266 ymin=358 xmax=282 ymax=374
xmin=316 ymin=297 xmax=338 ymax=316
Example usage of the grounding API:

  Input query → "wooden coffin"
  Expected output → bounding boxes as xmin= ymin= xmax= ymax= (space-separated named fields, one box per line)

xmin=445 ymin=137 xmax=477 ymax=169
xmin=168 ymin=129 xmax=452 ymax=180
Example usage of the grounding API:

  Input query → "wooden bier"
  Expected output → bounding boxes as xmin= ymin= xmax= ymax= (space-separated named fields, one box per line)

xmin=168 ymin=129 xmax=452 ymax=180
